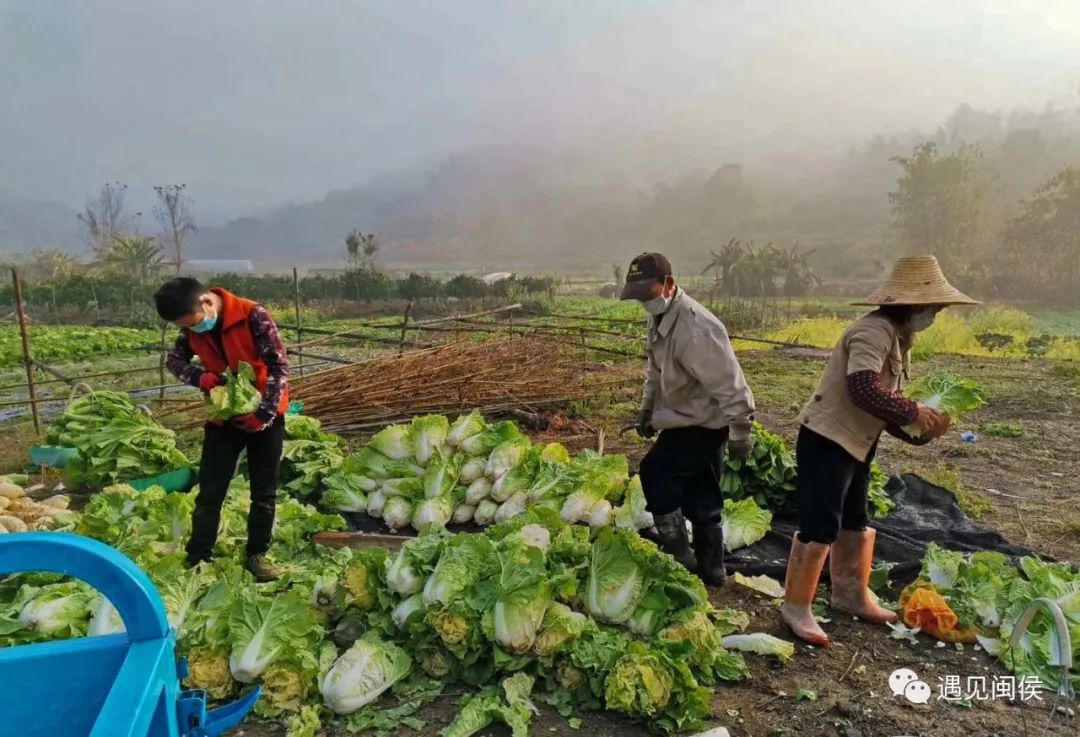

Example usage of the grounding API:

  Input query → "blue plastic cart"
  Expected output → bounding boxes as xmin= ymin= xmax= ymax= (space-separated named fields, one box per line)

xmin=0 ymin=532 xmax=259 ymax=737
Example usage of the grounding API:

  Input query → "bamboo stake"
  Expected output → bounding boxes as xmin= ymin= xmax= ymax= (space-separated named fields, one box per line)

xmin=158 ymin=321 xmax=168 ymax=401
xmin=398 ymin=301 xmax=414 ymax=357
xmin=11 ymin=267 xmax=40 ymax=435
xmin=293 ymin=266 xmax=305 ymax=379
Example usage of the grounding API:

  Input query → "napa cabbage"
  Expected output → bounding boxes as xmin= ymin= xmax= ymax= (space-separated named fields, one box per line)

xmin=382 ymin=496 xmax=414 ymax=532
xmin=485 ymin=438 xmax=532 ymax=480
xmin=369 ymin=424 xmax=413 ymax=461
xmin=423 ymin=534 xmax=497 ymax=608
xmin=447 ymin=410 xmax=486 ymax=448
xmin=385 ymin=532 xmax=447 ymax=596
xmin=459 ymin=420 xmax=522 ymax=458
xmin=722 ymin=497 xmax=772 ymax=552
xmin=492 ymin=528 xmax=552 ymax=654
xmin=227 ymin=588 xmax=321 ymax=684
xmin=904 ymin=372 xmax=986 ymax=436
xmin=424 ymin=451 xmax=463 ymax=499
xmin=206 ymin=362 xmax=261 ymax=421
xmin=320 ymin=633 xmax=412 ymax=715
xmin=411 ymin=414 xmax=450 ymax=465
xmin=322 ymin=486 xmax=367 ymax=513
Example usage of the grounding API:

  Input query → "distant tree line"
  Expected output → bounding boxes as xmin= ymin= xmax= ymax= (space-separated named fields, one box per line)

xmin=889 ymin=142 xmax=1080 ymax=303
xmin=0 ymin=268 xmax=558 ymax=325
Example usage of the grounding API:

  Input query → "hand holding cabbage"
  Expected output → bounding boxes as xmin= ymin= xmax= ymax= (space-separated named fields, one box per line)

xmin=206 ymin=361 xmax=263 ymax=421
xmin=902 ymin=372 xmax=985 ymax=438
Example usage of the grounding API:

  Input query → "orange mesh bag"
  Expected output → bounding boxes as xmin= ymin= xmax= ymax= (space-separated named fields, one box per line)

xmin=898 ymin=581 xmax=978 ymax=644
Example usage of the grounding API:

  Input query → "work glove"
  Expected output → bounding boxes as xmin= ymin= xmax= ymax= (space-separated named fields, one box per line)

xmin=635 ymin=408 xmax=656 ymax=439
xmin=727 ymin=421 xmax=754 ymax=461
xmin=233 ymin=413 xmax=268 ymax=433
xmin=198 ymin=372 xmax=223 ymax=393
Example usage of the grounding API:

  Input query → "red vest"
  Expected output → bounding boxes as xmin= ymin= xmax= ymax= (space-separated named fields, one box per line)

xmin=187 ymin=288 xmax=290 ymax=415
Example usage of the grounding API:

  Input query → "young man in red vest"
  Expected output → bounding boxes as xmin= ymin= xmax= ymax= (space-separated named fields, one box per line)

xmin=154 ymin=277 xmax=289 ymax=581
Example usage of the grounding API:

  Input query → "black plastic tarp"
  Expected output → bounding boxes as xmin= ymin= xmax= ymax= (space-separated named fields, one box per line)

xmin=724 ymin=473 xmax=1041 ymax=583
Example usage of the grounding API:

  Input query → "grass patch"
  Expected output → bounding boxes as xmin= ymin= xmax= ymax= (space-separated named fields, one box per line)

xmin=751 ymin=306 xmax=1080 ymax=361
xmin=982 ymin=421 xmax=1024 ymax=438
xmin=0 ymin=423 xmax=37 ymax=475
xmin=916 ymin=463 xmax=994 ymax=520
xmin=1049 ymin=361 xmax=1080 ymax=397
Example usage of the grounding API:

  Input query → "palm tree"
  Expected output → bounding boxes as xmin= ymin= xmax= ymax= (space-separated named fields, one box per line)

xmin=28 ymin=249 xmax=81 ymax=281
xmin=701 ymin=238 xmax=745 ymax=300
xmin=104 ymin=234 xmax=164 ymax=282
xmin=781 ymin=244 xmax=821 ymax=297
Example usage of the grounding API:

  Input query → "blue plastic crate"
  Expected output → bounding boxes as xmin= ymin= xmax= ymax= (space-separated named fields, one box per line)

xmin=28 ymin=445 xmax=79 ymax=469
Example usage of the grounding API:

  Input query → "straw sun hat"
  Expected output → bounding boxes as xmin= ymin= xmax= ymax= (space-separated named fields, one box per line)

xmin=852 ymin=255 xmax=980 ymax=306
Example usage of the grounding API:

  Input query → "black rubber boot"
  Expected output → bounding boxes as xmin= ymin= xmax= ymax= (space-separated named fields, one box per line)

xmin=652 ymin=511 xmax=697 ymax=571
xmin=693 ymin=523 xmax=728 ymax=586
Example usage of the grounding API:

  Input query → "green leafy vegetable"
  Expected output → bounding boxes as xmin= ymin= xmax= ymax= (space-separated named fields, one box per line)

xmin=320 ymin=633 xmax=412 ymax=715
xmin=370 ymin=424 xmax=414 ymax=461
xmin=441 ymin=673 xmax=538 ymax=737
xmin=720 ymin=632 xmax=795 ymax=662
xmin=904 ymin=372 xmax=987 ymax=436
xmin=722 ymin=497 xmax=772 ymax=552
xmin=228 ymin=588 xmax=322 ymax=683
xmin=412 ymin=414 xmax=450 ymax=465
xmin=207 ymin=361 xmax=262 ymax=421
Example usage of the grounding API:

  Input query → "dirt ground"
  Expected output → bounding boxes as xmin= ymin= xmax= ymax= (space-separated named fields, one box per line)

xmin=236 ymin=590 xmax=1076 ymax=737
xmin=233 ymin=350 xmax=1079 ymax=737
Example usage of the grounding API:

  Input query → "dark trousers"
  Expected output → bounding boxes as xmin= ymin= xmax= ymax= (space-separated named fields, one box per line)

xmin=186 ymin=416 xmax=284 ymax=562
xmin=795 ymin=426 xmax=875 ymax=544
xmin=638 ymin=426 xmax=728 ymax=526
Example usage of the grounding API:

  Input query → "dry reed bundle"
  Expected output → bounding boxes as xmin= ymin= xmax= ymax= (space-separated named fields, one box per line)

xmin=291 ymin=337 xmax=629 ymax=431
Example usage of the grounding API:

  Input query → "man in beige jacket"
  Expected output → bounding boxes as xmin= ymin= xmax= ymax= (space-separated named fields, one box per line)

xmin=782 ymin=256 xmax=977 ymax=646
xmin=621 ymin=252 xmax=756 ymax=586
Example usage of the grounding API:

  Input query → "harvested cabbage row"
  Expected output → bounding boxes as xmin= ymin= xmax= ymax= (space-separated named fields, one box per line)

xmin=0 ymin=484 xmax=783 ymax=736
xmin=315 ymin=411 xmax=647 ymax=536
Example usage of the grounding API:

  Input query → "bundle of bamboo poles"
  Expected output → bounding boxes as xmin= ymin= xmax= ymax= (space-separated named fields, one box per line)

xmin=291 ymin=337 xmax=633 ymax=432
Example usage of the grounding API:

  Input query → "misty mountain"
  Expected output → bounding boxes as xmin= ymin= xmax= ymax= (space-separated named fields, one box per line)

xmin=188 ymin=99 xmax=1080 ymax=275
xmin=187 ymin=146 xmax=650 ymax=270
xmin=0 ymin=191 xmax=79 ymax=252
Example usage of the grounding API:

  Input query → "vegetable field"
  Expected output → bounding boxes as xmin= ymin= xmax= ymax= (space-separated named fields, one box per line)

xmin=1 ymin=296 xmax=1079 ymax=737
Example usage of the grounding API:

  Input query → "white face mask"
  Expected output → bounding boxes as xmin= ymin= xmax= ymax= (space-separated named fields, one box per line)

xmin=910 ymin=308 xmax=937 ymax=333
xmin=642 ymin=294 xmax=672 ymax=315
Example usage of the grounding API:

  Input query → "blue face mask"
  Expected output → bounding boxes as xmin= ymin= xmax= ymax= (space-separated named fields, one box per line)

xmin=190 ymin=312 xmax=218 ymax=333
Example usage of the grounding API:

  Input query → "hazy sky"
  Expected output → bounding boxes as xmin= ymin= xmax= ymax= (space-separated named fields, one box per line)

xmin=2 ymin=0 xmax=1079 ymax=221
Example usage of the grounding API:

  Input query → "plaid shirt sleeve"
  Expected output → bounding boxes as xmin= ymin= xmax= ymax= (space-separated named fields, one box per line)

xmin=249 ymin=305 xmax=289 ymax=423
xmin=165 ymin=329 xmax=204 ymax=388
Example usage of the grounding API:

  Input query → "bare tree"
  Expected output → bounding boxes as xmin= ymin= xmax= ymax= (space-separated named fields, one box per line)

xmin=77 ymin=181 xmax=134 ymax=259
xmin=345 ymin=230 xmax=380 ymax=272
xmin=153 ymin=184 xmax=197 ymax=274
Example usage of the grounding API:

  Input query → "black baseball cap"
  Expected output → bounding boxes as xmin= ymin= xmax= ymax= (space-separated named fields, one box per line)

xmin=620 ymin=252 xmax=672 ymax=300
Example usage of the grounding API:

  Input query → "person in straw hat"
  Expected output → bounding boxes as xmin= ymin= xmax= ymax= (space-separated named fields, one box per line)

xmin=781 ymin=255 xmax=979 ymax=646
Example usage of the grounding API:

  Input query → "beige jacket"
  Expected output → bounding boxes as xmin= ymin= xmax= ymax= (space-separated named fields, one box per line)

xmin=642 ymin=290 xmax=755 ymax=441
xmin=797 ymin=312 xmax=911 ymax=461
